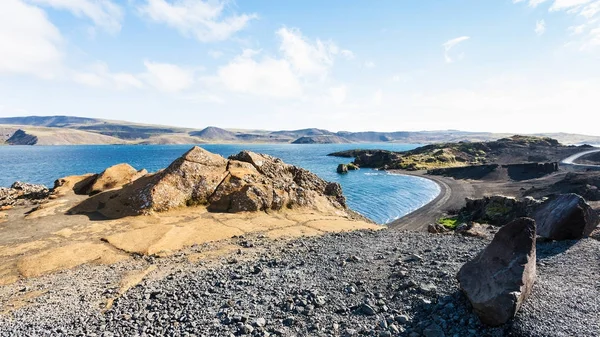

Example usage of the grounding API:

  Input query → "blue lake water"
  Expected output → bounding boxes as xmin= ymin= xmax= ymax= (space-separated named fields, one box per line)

xmin=0 ymin=144 xmax=440 ymax=224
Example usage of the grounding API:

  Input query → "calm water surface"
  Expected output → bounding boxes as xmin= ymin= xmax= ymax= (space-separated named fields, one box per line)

xmin=0 ymin=144 xmax=440 ymax=224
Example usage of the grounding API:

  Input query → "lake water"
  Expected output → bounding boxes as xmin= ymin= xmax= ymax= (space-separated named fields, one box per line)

xmin=0 ymin=144 xmax=440 ymax=224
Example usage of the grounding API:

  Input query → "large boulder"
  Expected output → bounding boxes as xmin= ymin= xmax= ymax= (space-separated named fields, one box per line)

xmin=457 ymin=218 xmax=536 ymax=326
xmin=461 ymin=196 xmax=541 ymax=226
xmin=53 ymin=174 xmax=98 ymax=196
xmin=71 ymin=147 xmax=348 ymax=218
xmin=533 ymin=193 xmax=599 ymax=240
xmin=88 ymin=164 xmax=147 ymax=195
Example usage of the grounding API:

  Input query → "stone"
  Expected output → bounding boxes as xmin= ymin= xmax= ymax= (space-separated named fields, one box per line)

xmin=337 ymin=164 xmax=349 ymax=174
xmin=87 ymin=163 xmax=146 ymax=195
xmin=254 ymin=317 xmax=266 ymax=327
xmin=360 ymin=303 xmax=377 ymax=316
xmin=428 ymin=223 xmax=448 ymax=234
xmin=457 ymin=218 xmax=536 ymax=326
xmin=533 ymin=193 xmax=599 ymax=240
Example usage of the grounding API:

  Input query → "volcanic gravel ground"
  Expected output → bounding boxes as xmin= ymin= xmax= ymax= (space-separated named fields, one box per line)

xmin=1 ymin=229 xmax=598 ymax=337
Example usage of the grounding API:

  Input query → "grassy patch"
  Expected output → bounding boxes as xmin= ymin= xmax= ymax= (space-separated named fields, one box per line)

xmin=438 ymin=217 xmax=459 ymax=229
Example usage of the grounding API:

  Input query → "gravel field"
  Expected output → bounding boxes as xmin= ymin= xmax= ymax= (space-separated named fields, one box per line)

xmin=1 ymin=229 xmax=598 ymax=337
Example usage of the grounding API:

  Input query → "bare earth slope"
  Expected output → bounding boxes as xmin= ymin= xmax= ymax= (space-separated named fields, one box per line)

xmin=4 ymin=126 xmax=125 ymax=145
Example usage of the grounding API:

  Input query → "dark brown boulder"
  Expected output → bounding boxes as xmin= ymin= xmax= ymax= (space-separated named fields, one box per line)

xmin=533 ymin=193 xmax=599 ymax=240
xmin=457 ymin=218 xmax=536 ymax=326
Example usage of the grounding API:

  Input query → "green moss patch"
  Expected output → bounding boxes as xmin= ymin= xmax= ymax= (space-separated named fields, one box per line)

xmin=437 ymin=217 xmax=459 ymax=229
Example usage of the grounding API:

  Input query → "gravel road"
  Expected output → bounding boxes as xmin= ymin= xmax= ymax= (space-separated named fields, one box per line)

xmin=1 ymin=228 xmax=598 ymax=337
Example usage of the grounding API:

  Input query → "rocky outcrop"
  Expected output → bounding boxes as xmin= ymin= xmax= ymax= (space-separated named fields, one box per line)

xmin=71 ymin=147 xmax=348 ymax=218
xmin=52 ymin=164 xmax=147 ymax=197
xmin=53 ymin=174 xmax=99 ymax=196
xmin=88 ymin=164 xmax=147 ymax=195
xmin=457 ymin=218 xmax=536 ymax=326
xmin=6 ymin=129 xmax=38 ymax=145
xmin=461 ymin=196 xmax=541 ymax=226
xmin=337 ymin=164 xmax=348 ymax=174
xmin=460 ymin=193 xmax=600 ymax=240
xmin=0 ymin=182 xmax=50 ymax=207
xmin=533 ymin=194 xmax=599 ymax=240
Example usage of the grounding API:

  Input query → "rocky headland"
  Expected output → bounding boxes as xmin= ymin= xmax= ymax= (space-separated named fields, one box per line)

xmin=0 ymin=140 xmax=599 ymax=337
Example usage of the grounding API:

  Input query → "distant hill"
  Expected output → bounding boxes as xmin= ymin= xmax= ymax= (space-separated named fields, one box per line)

xmin=271 ymin=128 xmax=334 ymax=138
xmin=0 ymin=116 xmax=100 ymax=127
xmin=2 ymin=115 xmax=600 ymax=146
xmin=189 ymin=127 xmax=238 ymax=141
xmin=292 ymin=135 xmax=352 ymax=144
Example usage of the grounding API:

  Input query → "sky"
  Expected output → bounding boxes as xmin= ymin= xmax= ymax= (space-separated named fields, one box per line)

xmin=1 ymin=0 xmax=600 ymax=135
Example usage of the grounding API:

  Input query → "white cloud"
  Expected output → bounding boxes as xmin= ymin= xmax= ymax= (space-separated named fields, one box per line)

xmin=72 ymin=62 xmax=143 ymax=89
xmin=515 ymin=0 xmax=600 ymax=49
xmin=213 ymin=28 xmax=350 ymax=100
xmin=276 ymin=27 xmax=339 ymax=76
xmin=549 ymin=0 xmax=593 ymax=11
xmin=569 ymin=24 xmax=587 ymax=34
xmin=364 ymin=61 xmax=375 ymax=68
xmin=340 ymin=49 xmax=355 ymax=60
xmin=28 ymin=0 xmax=123 ymax=33
xmin=443 ymin=36 xmax=470 ymax=63
xmin=216 ymin=51 xmax=302 ymax=98
xmin=580 ymin=1 xmax=600 ymax=17
xmin=0 ymin=0 xmax=63 ymax=78
xmin=142 ymin=61 xmax=195 ymax=92
xmin=535 ymin=19 xmax=547 ymax=35
xmin=139 ymin=0 xmax=257 ymax=42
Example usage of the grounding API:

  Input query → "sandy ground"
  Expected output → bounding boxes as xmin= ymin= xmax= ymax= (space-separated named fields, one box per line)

xmin=0 ymin=189 xmax=379 ymax=299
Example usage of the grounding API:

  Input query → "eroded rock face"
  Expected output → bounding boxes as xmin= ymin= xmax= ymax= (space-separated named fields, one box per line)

xmin=533 ymin=193 xmax=599 ymax=240
xmin=142 ymin=147 xmax=229 ymax=212
xmin=457 ymin=218 xmax=536 ymax=326
xmin=71 ymin=147 xmax=348 ymax=218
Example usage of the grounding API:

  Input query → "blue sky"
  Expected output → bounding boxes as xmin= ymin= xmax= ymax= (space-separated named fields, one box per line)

xmin=1 ymin=0 xmax=599 ymax=135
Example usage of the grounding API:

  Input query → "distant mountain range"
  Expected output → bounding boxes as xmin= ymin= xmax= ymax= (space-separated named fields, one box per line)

xmin=1 ymin=115 xmax=600 ymax=146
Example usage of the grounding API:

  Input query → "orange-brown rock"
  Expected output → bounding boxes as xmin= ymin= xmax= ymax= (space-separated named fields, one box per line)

xmin=88 ymin=164 xmax=147 ymax=195
xmin=71 ymin=147 xmax=349 ymax=219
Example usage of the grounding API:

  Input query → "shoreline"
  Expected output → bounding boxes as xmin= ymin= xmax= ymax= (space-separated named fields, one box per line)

xmin=387 ymin=170 xmax=490 ymax=231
